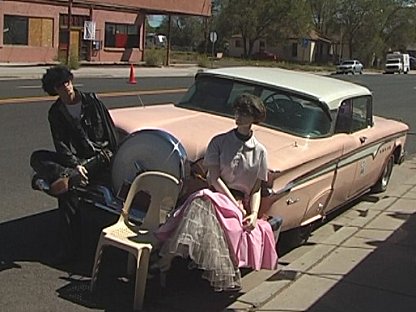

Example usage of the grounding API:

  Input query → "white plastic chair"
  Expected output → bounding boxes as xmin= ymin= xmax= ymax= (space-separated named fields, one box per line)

xmin=90 ymin=171 xmax=180 ymax=311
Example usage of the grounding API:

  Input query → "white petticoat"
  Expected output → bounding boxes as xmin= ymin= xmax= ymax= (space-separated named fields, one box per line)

xmin=158 ymin=197 xmax=241 ymax=291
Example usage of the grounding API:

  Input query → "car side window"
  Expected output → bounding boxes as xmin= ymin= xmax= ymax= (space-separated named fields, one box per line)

xmin=335 ymin=100 xmax=353 ymax=133
xmin=335 ymin=96 xmax=372 ymax=133
xmin=351 ymin=97 xmax=370 ymax=132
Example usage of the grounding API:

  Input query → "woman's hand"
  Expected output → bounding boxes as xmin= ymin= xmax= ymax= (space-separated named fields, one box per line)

xmin=237 ymin=200 xmax=247 ymax=216
xmin=243 ymin=212 xmax=258 ymax=231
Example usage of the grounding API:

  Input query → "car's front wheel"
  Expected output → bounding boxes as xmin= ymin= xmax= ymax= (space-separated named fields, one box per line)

xmin=371 ymin=155 xmax=394 ymax=193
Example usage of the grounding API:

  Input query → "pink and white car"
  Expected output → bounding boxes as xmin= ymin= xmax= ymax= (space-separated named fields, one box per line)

xmin=83 ymin=67 xmax=409 ymax=244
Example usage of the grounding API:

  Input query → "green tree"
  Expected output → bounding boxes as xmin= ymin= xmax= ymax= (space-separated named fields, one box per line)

xmin=158 ymin=16 xmax=206 ymax=51
xmin=218 ymin=0 xmax=311 ymax=58
xmin=336 ymin=0 xmax=416 ymax=65
xmin=309 ymin=0 xmax=340 ymax=35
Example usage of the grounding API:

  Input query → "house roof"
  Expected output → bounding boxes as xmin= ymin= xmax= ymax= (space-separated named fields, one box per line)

xmin=288 ymin=29 xmax=332 ymax=43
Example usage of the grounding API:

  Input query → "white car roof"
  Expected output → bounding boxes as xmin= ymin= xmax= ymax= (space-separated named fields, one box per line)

xmin=200 ymin=67 xmax=371 ymax=110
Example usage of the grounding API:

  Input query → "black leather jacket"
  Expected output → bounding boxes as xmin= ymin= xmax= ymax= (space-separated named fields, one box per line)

xmin=48 ymin=91 xmax=118 ymax=168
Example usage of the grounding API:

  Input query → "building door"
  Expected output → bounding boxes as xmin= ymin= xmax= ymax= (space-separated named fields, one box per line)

xmin=70 ymin=30 xmax=80 ymax=60
xmin=58 ymin=14 xmax=89 ymax=62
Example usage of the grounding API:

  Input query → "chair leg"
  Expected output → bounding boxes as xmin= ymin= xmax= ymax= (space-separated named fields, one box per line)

xmin=127 ymin=253 xmax=136 ymax=276
xmin=90 ymin=239 xmax=105 ymax=292
xmin=133 ymin=248 xmax=151 ymax=311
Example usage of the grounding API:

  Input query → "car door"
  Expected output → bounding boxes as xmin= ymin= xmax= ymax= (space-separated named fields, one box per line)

xmin=325 ymin=96 xmax=378 ymax=212
xmin=347 ymin=97 xmax=389 ymax=196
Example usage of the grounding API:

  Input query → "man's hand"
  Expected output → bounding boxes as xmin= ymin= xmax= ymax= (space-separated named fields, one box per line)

xmin=76 ymin=165 xmax=89 ymax=186
xmin=99 ymin=148 xmax=113 ymax=165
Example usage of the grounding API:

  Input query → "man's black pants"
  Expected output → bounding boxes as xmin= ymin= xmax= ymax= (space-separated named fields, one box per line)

xmin=30 ymin=150 xmax=83 ymax=257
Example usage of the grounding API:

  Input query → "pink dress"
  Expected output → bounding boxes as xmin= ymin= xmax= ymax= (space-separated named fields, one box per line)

xmin=155 ymin=129 xmax=278 ymax=290
xmin=155 ymin=189 xmax=277 ymax=270
xmin=155 ymin=189 xmax=278 ymax=290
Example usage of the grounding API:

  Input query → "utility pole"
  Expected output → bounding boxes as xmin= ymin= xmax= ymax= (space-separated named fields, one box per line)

xmin=67 ymin=0 xmax=73 ymax=65
xmin=165 ymin=14 xmax=171 ymax=66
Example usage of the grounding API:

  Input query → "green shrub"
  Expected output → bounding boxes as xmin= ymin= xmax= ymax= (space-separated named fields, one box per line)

xmin=144 ymin=48 xmax=164 ymax=66
xmin=68 ymin=52 xmax=80 ymax=70
xmin=55 ymin=51 xmax=80 ymax=70
xmin=197 ymin=54 xmax=209 ymax=68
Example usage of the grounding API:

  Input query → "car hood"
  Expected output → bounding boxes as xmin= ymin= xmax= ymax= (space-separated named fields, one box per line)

xmin=110 ymin=104 xmax=343 ymax=172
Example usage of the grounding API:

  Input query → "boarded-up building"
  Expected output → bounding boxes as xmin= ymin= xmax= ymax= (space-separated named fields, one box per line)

xmin=0 ymin=0 xmax=211 ymax=63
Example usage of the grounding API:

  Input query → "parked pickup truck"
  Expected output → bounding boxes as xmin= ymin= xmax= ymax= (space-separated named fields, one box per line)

xmin=385 ymin=52 xmax=410 ymax=74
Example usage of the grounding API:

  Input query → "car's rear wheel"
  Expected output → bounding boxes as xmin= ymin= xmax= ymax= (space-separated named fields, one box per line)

xmin=371 ymin=154 xmax=394 ymax=193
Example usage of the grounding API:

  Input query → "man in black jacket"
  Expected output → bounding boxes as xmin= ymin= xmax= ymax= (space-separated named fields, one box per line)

xmin=30 ymin=65 xmax=118 ymax=263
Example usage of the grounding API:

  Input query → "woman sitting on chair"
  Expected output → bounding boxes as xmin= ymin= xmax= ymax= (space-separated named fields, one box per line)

xmin=154 ymin=93 xmax=278 ymax=291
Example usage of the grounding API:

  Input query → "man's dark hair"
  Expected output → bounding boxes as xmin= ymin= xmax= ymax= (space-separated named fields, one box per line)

xmin=232 ymin=93 xmax=266 ymax=123
xmin=41 ymin=65 xmax=74 ymax=96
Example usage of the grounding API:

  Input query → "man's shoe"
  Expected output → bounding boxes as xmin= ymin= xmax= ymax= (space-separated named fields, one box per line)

xmin=31 ymin=175 xmax=50 ymax=192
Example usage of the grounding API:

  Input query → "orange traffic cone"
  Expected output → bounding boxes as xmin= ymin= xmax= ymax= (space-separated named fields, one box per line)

xmin=128 ymin=64 xmax=137 ymax=84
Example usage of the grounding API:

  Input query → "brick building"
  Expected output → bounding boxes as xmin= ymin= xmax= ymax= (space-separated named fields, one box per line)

xmin=0 ymin=0 xmax=211 ymax=63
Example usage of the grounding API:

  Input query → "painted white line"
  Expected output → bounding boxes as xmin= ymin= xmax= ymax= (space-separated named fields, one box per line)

xmin=17 ymin=83 xmax=84 ymax=89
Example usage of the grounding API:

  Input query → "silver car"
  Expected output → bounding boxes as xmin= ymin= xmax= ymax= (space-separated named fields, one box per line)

xmin=336 ymin=59 xmax=363 ymax=74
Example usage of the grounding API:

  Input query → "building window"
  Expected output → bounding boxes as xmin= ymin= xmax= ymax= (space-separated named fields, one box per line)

xmin=235 ymin=39 xmax=242 ymax=48
xmin=4 ymin=15 xmax=28 ymax=45
xmin=105 ymin=23 xmax=139 ymax=48
xmin=259 ymin=41 xmax=265 ymax=49
xmin=59 ymin=14 xmax=89 ymax=29
xmin=292 ymin=42 xmax=298 ymax=57
xmin=4 ymin=15 xmax=53 ymax=47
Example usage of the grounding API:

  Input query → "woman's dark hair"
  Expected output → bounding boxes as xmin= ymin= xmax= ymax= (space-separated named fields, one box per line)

xmin=41 ymin=65 xmax=73 ymax=96
xmin=232 ymin=93 xmax=266 ymax=123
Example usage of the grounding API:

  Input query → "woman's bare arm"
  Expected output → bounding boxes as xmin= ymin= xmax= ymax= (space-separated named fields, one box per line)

xmin=206 ymin=165 xmax=246 ymax=215
xmin=243 ymin=179 xmax=262 ymax=229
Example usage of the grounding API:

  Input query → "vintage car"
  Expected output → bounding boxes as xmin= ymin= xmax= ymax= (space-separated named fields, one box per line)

xmin=80 ymin=66 xmax=408 ymax=244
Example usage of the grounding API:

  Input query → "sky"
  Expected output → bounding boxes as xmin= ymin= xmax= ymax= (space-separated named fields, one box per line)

xmin=147 ymin=15 xmax=164 ymax=28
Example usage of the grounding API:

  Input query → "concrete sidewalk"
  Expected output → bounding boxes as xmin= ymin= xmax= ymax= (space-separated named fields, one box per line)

xmin=0 ymin=63 xmax=201 ymax=80
xmin=227 ymin=156 xmax=416 ymax=311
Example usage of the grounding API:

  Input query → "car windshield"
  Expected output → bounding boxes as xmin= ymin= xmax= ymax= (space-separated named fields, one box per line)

xmin=177 ymin=75 xmax=332 ymax=138
xmin=341 ymin=61 xmax=355 ymax=65
xmin=386 ymin=59 xmax=399 ymax=64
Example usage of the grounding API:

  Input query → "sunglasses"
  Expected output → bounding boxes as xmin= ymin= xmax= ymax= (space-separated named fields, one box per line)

xmin=234 ymin=109 xmax=252 ymax=117
xmin=54 ymin=79 xmax=71 ymax=89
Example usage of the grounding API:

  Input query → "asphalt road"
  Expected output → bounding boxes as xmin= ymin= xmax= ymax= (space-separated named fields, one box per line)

xmin=0 ymin=74 xmax=415 ymax=311
xmin=0 ymin=76 xmax=194 ymax=100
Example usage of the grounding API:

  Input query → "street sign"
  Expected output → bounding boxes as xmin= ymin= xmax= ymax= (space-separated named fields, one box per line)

xmin=83 ymin=21 xmax=96 ymax=40
xmin=209 ymin=31 xmax=218 ymax=43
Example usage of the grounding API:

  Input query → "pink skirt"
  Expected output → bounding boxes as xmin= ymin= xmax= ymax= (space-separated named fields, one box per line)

xmin=155 ymin=189 xmax=278 ymax=290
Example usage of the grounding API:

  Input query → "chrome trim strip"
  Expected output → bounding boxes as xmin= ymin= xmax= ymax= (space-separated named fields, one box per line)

xmin=268 ymin=132 xmax=407 ymax=195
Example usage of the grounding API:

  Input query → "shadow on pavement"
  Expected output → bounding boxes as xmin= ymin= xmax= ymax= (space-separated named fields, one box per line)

xmin=0 ymin=204 xmax=244 ymax=311
xmin=306 ymin=210 xmax=416 ymax=312
xmin=0 ymin=208 xmax=62 ymax=271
